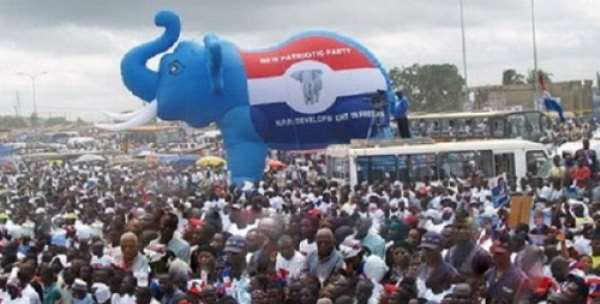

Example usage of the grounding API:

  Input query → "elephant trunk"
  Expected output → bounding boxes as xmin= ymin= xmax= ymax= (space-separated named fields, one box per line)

xmin=121 ymin=10 xmax=181 ymax=102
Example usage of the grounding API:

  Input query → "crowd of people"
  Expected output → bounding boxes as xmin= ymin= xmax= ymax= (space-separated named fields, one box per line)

xmin=1 ymin=131 xmax=600 ymax=304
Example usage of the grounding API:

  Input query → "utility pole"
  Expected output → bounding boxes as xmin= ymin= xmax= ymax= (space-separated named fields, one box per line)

xmin=16 ymin=71 xmax=47 ymax=117
xmin=14 ymin=91 xmax=21 ymax=117
xmin=531 ymin=0 xmax=539 ymax=110
xmin=459 ymin=0 xmax=470 ymax=111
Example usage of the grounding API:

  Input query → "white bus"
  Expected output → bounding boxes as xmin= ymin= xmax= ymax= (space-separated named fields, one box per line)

xmin=325 ymin=139 xmax=549 ymax=186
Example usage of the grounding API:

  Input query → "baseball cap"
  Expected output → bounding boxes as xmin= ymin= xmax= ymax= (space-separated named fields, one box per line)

xmin=72 ymin=279 xmax=88 ymax=291
xmin=224 ymin=235 xmax=247 ymax=254
xmin=419 ymin=232 xmax=443 ymax=250
xmin=63 ymin=213 xmax=78 ymax=220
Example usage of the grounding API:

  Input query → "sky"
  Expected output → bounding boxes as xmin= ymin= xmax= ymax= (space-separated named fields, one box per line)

xmin=0 ymin=0 xmax=598 ymax=121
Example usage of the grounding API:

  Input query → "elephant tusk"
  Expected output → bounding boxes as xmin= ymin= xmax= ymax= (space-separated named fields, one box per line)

xmin=102 ymin=110 xmax=141 ymax=122
xmin=96 ymin=101 xmax=157 ymax=131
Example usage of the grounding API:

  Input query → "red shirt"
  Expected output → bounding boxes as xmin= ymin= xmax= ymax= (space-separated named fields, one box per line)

xmin=571 ymin=166 xmax=591 ymax=187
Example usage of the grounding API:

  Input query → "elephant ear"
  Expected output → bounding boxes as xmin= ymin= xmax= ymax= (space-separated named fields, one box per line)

xmin=290 ymin=71 xmax=303 ymax=82
xmin=203 ymin=34 xmax=224 ymax=95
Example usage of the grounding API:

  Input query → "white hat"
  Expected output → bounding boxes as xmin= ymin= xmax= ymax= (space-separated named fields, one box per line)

xmin=92 ymin=283 xmax=111 ymax=303
xmin=339 ymin=239 xmax=363 ymax=259
xmin=72 ymin=279 xmax=88 ymax=291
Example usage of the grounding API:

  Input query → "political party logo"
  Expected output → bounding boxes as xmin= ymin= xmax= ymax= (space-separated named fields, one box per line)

xmin=290 ymin=69 xmax=323 ymax=106
xmin=285 ymin=61 xmax=335 ymax=114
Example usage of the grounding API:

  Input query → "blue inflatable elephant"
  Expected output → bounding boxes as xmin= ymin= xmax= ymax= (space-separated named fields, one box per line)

xmin=99 ymin=10 xmax=396 ymax=184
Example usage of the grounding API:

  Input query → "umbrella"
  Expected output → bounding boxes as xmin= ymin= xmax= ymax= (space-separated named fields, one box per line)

xmin=158 ymin=154 xmax=199 ymax=169
xmin=267 ymin=159 xmax=287 ymax=170
xmin=135 ymin=150 xmax=154 ymax=158
xmin=197 ymin=156 xmax=226 ymax=167
xmin=111 ymin=155 xmax=145 ymax=165
xmin=74 ymin=154 xmax=105 ymax=163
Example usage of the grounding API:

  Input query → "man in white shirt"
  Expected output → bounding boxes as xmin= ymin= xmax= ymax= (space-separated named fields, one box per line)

xmin=14 ymin=262 xmax=41 ymax=304
xmin=91 ymin=240 xmax=114 ymax=269
xmin=148 ymin=212 xmax=191 ymax=263
xmin=113 ymin=232 xmax=150 ymax=285
xmin=299 ymin=217 xmax=319 ymax=256
xmin=275 ymin=235 xmax=305 ymax=281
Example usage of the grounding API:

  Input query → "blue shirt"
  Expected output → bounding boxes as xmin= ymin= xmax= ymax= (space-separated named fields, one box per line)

xmin=391 ymin=97 xmax=409 ymax=119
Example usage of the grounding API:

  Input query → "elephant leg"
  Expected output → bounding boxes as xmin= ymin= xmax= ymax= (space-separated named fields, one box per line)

xmin=225 ymin=141 xmax=268 ymax=185
xmin=218 ymin=106 xmax=268 ymax=186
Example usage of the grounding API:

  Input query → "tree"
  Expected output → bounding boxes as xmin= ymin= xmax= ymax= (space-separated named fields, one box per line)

xmin=45 ymin=117 xmax=68 ymax=127
xmin=502 ymin=69 xmax=525 ymax=85
xmin=389 ymin=64 xmax=465 ymax=112
xmin=527 ymin=69 xmax=553 ymax=85
xmin=0 ymin=116 xmax=27 ymax=129
xmin=29 ymin=112 xmax=39 ymax=128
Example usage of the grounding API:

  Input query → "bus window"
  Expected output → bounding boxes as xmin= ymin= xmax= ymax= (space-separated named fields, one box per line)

xmin=327 ymin=156 xmax=348 ymax=181
xmin=409 ymin=154 xmax=438 ymax=181
xmin=370 ymin=155 xmax=397 ymax=182
xmin=525 ymin=112 xmax=543 ymax=141
xmin=464 ymin=119 xmax=473 ymax=136
xmin=507 ymin=115 xmax=527 ymax=139
xmin=474 ymin=118 xmax=490 ymax=137
xmin=439 ymin=151 xmax=494 ymax=179
xmin=495 ymin=153 xmax=516 ymax=178
xmin=427 ymin=120 xmax=441 ymax=135
xmin=409 ymin=120 xmax=419 ymax=136
xmin=355 ymin=155 xmax=396 ymax=184
xmin=418 ymin=119 xmax=428 ymax=136
xmin=397 ymin=155 xmax=409 ymax=182
xmin=527 ymin=150 xmax=548 ymax=175
xmin=356 ymin=156 xmax=369 ymax=184
xmin=446 ymin=119 xmax=459 ymax=137
xmin=491 ymin=119 xmax=505 ymax=138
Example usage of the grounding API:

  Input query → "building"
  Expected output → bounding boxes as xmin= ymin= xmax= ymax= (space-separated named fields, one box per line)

xmin=471 ymin=80 xmax=594 ymax=115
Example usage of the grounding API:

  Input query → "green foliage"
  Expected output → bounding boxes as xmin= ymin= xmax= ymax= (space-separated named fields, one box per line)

xmin=0 ymin=116 xmax=28 ymax=129
xmin=502 ymin=69 xmax=526 ymax=85
xmin=526 ymin=69 xmax=553 ymax=85
xmin=389 ymin=64 xmax=465 ymax=112
xmin=29 ymin=113 xmax=39 ymax=128
xmin=45 ymin=117 xmax=68 ymax=126
xmin=0 ymin=115 xmax=71 ymax=130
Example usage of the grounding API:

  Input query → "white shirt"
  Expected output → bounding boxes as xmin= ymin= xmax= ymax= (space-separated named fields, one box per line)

xmin=341 ymin=203 xmax=356 ymax=215
xmin=91 ymin=253 xmax=114 ymax=269
xmin=0 ymin=291 xmax=28 ymax=304
xmin=299 ymin=239 xmax=317 ymax=256
xmin=112 ymin=293 xmax=136 ymax=304
xmin=275 ymin=251 xmax=306 ymax=280
xmin=112 ymin=250 xmax=150 ymax=284
xmin=23 ymin=284 xmax=41 ymax=304
xmin=149 ymin=235 xmax=191 ymax=264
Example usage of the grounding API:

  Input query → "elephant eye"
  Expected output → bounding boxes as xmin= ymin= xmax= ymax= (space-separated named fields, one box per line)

xmin=168 ymin=61 xmax=184 ymax=75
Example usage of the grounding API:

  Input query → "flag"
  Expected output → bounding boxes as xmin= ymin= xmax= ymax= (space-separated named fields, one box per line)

xmin=537 ymin=72 xmax=565 ymax=123
xmin=540 ymin=92 xmax=565 ymax=123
